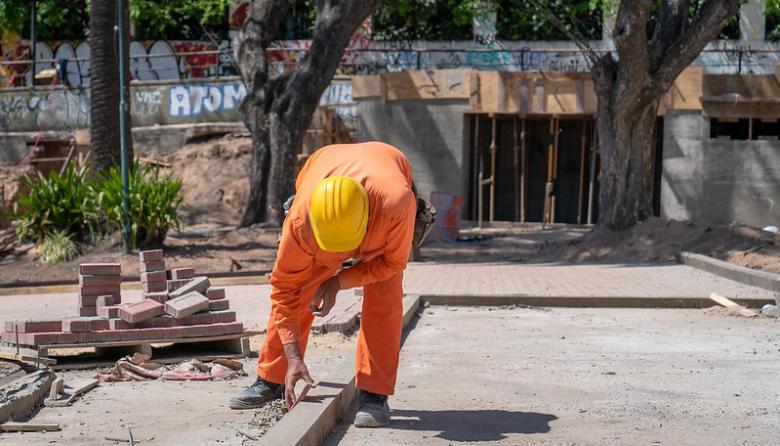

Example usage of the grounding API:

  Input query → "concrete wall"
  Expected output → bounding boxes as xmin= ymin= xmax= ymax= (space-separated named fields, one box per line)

xmin=661 ymin=110 xmax=780 ymax=227
xmin=355 ymin=99 xmax=470 ymax=202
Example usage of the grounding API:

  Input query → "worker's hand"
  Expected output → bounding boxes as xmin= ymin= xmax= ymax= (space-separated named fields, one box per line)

xmin=284 ymin=356 xmax=314 ymax=410
xmin=310 ymin=276 xmax=340 ymax=317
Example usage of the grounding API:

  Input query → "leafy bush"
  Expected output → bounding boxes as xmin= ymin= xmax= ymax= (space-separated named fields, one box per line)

xmin=39 ymin=230 xmax=79 ymax=264
xmin=94 ymin=163 xmax=183 ymax=249
xmin=12 ymin=165 xmax=96 ymax=244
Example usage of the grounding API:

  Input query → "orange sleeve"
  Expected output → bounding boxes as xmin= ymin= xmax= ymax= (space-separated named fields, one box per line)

xmin=337 ymin=193 xmax=416 ymax=289
xmin=268 ymin=215 xmax=314 ymax=344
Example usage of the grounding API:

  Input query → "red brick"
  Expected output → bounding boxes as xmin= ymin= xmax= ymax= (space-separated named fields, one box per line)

xmin=90 ymin=330 xmax=124 ymax=342
xmin=80 ymin=294 xmax=122 ymax=307
xmin=158 ymin=326 xmax=188 ymax=340
xmin=140 ymin=260 xmax=166 ymax=272
xmin=166 ymin=279 xmax=192 ymax=292
xmin=178 ymin=311 xmax=236 ymax=326
xmin=78 ymin=306 xmax=98 ymax=317
xmin=80 ymin=263 xmax=122 ymax=275
xmin=63 ymin=317 xmax=99 ymax=333
xmin=140 ymin=270 xmax=167 ymax=283
xmin=80 ymin=284 xmax=121 ymax=296
xmin=28 ymin=332 xmax=79 ymax=345
xmin=118 ymin=299 xmax=165 ymax=324
xmin=165 ymin=292 xmax=210 ymax=319
xmin=79 ymin=274 xmax=122 ymax=287
xmin=169 ymin=276 xmax=210 ymax=299
xmin=5 ymin=320 xmax=63 ymax=333
xmin=97 ymin=305 xmax=121 ymax=319
xmin=136 ymin=315 xmax=175 ymax=329
xmin=144 ymin=292 xmax=169 ymax=303
xmin=109 ymin=318 xmax=134 ymax=330
xmin=206 ymin=288 xmax=226 ymax=301
xmin=208 ymin=299 xmax=230 ymax=311
xmin=143 ymin=280 xmax=168 ymax=293
xmin=169 ymin=268 xmax=195 ymax=280
xmin=139 ymin=249 xmax=164 ymax=261
xmin=212 ymin=322 xmax=245 ymax=336
xmin=96 ymin=295 xmax=121 ymax=307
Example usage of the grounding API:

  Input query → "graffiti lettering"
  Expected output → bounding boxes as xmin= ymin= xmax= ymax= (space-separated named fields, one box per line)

xmin=169 ymin=82 xmax=247 ymax=118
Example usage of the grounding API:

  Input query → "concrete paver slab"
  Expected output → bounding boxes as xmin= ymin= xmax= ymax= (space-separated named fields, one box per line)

xmin=326 ymin=307 xmax=780 ymax=446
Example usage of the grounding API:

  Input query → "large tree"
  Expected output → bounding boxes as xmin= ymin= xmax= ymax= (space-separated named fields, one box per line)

xmin=89 ymin=0 xmax=133 ymax=173
xmin=589 ymin=0 xmax=740 ymax=229
xmin=236 ymin=0 xmax=379 ymax=227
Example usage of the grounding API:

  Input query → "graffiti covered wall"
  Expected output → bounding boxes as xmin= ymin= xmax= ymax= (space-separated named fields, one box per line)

xmin=0 ymin=76 xmax=354 ymax=132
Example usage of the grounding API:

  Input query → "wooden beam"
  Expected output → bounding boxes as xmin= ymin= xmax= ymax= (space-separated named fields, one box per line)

xmin=0 ymin=423 xmax=61 ymax=432
xmin=709 ymin=293 xmax=759 ymax=318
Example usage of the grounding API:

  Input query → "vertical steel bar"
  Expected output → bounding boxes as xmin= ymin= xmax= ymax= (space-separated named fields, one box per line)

xmin=577 ymin=120 xmax=587 ymax=224
xmin=513 ymin=116 xmax=521 ymax=221
xmin=520 ymin=118 xmax=527 ymax=223
xmin=587 ymin=121 xmax=597 ymax=225
xmin=489 ymin=115 xmax=497 ymax=222
xmin=30 ymin=0 xmax=37 ymax=89
xmin=118 ymin=0 xmax=131 ymax=253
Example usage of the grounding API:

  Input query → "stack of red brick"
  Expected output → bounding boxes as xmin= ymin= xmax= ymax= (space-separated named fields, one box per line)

xmin=1 ymin=250 xmax=243 ymax=347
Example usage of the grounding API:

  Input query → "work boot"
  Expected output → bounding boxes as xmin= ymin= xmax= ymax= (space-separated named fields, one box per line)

xmin=354 ymin=389 xmax=391 ymax=427
xmin=228 ymin=376 xmax=283 ymax=410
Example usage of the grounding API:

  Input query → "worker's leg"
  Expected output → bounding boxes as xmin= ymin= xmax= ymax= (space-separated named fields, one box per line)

xmin=257 ymin=266 xmax=334 ymax=384
xmin=355 ymin=271 xmax=404 ymax=395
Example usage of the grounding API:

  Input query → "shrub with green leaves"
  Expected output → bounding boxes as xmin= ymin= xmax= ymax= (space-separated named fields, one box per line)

xmin=94 ymin=163 xmax=183 ymax=249
xmin=39 ymin=229 xmax=80 ymax=264
xmin=12 ymin=165 xmax=96 ymax=244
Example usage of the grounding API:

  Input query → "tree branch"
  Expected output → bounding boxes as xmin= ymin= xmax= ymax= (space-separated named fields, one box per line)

xmin=650 ymin=0 xmax=740 ymax=93
xmin=612 ymin=0 xmax=653 ymax=80
xmin=282 ymin=0 xmax=379 ymax=118
xmin=649 ymin=0 xmax=690 ymax=71
xmin=235 ymin=0 xmax=291 ymax=98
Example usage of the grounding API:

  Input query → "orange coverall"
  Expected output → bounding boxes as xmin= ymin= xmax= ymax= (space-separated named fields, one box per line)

xmin=257 ymin=141 xmax=416 ymax=396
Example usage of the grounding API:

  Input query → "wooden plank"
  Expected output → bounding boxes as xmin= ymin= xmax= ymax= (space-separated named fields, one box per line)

xmin=709 ymin=293 xmax=759 ymax=317
xmin=660 ymin=66 xmax=703 ymax=112
xmin=0 ymin=351 xmax=57 ymax=365
xmin=543 ymin=79 xmax=579 ymax=114
xmin=0 ymin=422 xmax=61 ymax=432
xmin=36 ymin=333 xmax=246 ymax=350
xmin=384 ymin=69 xmax=471 ymax=101
xmin=44 ymin=378 xmax=99 ymax=407
xmin=351 ymin=75 xmax=381 ymax=99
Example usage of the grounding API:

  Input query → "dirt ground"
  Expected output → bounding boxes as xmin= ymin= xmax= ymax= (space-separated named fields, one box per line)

xmin=0 ymin=331 xmax=355 ymax=446
xmin=327 ymin=306 xmax=780 ymax=446
xmin=2 ymin=133 xmax=780 ymax=285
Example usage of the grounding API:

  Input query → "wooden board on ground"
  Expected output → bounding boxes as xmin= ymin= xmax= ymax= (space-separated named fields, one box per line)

xmin=0 ymin=351 xmax=57 ymax=366
xmin=709 ymin=293 xmax=759 ymax=317
xmin=44 ymin=378 xmax=99 ymax=407
xmin=16 ymin=334 xmax=250 ymax=371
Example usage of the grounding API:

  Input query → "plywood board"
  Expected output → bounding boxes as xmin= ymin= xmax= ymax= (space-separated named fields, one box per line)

xmin=351 ymin=75 xmax=382 ymax=99
xmin=660 ymin=66 xmax=703 ymax=112
xmin=384 ymin=69 xmax=471 ymax=101
xmin=544 ymin=78 xmax=579 ymax=113
xmin=703 ymin=73 xmax=780 ymax=98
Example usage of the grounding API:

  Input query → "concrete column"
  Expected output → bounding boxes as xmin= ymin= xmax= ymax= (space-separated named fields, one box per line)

xmin=740 ymin=0 xmax=765 ymax=42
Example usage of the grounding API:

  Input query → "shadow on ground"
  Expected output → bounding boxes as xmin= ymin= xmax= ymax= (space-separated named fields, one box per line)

xmin=329 ymin=409 xmax=557 ymax=443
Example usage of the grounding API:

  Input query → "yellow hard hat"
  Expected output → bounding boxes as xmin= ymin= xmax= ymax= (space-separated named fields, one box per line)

xmin=309 ymin=176 xmax=369 ymax=252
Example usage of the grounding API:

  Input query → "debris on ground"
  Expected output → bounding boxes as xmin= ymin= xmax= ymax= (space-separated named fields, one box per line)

xmin=250 ymin=399 xmax=287 ymax=437
xmin=761 ymin=304 xmax=779 ymax=317
xmin=97 ymin=353 xmax=245 ymax=382
xmin=44 ymin=377 xmax=99 ymax=407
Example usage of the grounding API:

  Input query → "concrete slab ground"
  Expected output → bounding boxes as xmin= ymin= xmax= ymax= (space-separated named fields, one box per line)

xmin=326 ymin=307 xmax=780 ymax=446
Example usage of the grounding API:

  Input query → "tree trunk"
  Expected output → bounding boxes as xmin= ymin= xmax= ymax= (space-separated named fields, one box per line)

xmin=89 ymin=0 xmax=133 ymax=174
xmin=236 ymin=0 xmax=378 ymax=227
xmin=590 ymin=0 xmax=740 ymax=229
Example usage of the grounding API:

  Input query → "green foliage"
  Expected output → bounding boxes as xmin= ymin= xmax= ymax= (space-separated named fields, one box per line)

xmin=94 ymin=163 xmax=183 ymax=250
xmin=371 ymin=0 xmax=603 ymax=41
xmin=130 ymin=0 xmax=233 ymax=40
xmin=767 ymin=0 xmax=780 ymax=41
xmin=0 ymin=0 xmax=89 ymax=41
xmin=12 ymin=165 xmax=96 ymax=244
xmin=39 ymin=230 xmax=79 ymax=264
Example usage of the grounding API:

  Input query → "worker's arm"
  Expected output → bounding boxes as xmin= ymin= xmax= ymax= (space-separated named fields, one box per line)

xmin=269 ymin=215 xmax=314 ymax=346
xmin=337 ymin=193 xmax=416 ymax=289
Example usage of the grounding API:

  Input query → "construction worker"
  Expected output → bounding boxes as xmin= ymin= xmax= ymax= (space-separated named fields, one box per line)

xmin=229 ymin=141 xmax=434 ymax=428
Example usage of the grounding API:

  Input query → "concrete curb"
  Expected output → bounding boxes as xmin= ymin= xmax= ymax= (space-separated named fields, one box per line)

xmin=419 ymin=294 xmax=773 ymax=309
xmin=678 ymin=252 xmax=780 ymax=299
xmin=0 ymin=370 xmax=56 ymax=425
xmin=258 ymin=295 xmax=421 ymax=446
